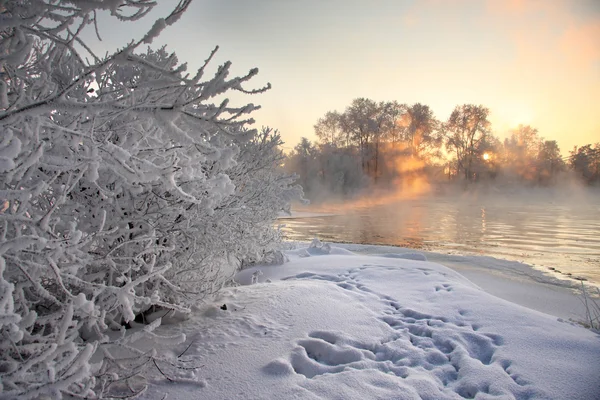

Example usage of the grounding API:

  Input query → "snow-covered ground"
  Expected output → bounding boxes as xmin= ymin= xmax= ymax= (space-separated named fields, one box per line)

xmin=138 ymin=242 xmax=600 ymax=400
xmin=328 ymin=242 xmax=598 ymax=321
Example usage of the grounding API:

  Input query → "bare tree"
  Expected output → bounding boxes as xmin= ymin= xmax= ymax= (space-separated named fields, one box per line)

xmin=501 ymin=125 xmax=543 ymax=182
xmin=338 ymin=98 xmax=380 ymax=175
xmin=314 ymin=111 xmax=343 ymax=147
xmin=444 ymin=104 xmax=491 ymax=181
xmin=536 ymin=140 xmax=565 ymax=184
xmin=570 ymin=143 xmax=600 ymax=184
xmin=403 ymin=103 xmax=442 ymax=160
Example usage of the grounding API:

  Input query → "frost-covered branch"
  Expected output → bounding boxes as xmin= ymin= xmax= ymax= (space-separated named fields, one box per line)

xmin=0 ymin=1 xmax=301 ymax=398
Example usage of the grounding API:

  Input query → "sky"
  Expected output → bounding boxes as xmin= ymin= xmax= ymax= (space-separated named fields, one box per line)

xmin=87 ymin=0 xmax=600 ymax=154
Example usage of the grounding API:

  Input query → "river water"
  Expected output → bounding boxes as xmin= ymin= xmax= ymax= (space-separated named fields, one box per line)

xmin=279 ymin=189 xmax=600 ymax=285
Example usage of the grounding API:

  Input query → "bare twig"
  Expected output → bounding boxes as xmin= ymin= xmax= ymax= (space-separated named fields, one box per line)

xmin=152 ymin=358 xmax=174 ymax=382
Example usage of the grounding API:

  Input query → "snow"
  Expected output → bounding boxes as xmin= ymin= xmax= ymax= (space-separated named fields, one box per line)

xmin=334 ymin=243 xmax=597 ymax=321
xmin=138 ymin=244 xmax=600 ymax=400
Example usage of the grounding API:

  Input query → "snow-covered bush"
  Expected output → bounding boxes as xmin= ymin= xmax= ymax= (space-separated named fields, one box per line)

xmin=162 ymin=126 xmax=303 ymax=301
xmin=0 ymin=1 xmax=300 ymax=397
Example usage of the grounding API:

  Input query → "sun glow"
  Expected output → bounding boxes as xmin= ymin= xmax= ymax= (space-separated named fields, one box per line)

xmin=483 ymin=153 xmax=491 ymax=161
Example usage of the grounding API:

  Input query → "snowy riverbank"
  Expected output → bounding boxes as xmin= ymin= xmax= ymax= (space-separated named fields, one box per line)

xmin=322 ymin=242 xmax=598 ymax=321
xmin=138 ymin=243 xmax=600 ymax=399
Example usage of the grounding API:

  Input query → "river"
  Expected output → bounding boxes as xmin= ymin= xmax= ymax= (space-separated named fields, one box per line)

xmin=279 ymin=188 xmax=600 ymax=285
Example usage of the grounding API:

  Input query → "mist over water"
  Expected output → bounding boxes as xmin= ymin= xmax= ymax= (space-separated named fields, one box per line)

xmin=281 ymin=187 xmax=600 ymax=285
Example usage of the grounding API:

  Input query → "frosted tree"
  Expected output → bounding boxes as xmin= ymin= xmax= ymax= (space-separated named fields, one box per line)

xmin=444 ymin=104 xmax=491 ymax=182
xmin=0 ymin=1 xmax=300 ymax=398
xmin=401 ymin=103 xmax=442 ymax=160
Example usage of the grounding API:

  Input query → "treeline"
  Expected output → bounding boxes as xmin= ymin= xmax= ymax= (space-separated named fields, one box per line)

xmin=284 ymin=98 xmax=599 ymax=199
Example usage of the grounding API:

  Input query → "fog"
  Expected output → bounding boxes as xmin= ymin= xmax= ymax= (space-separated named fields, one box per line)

xmin=282 ymin=175 xmax=600 ymax=285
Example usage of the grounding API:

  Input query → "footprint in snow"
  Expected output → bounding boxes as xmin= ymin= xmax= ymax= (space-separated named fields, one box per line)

xmin=435 ymin=283 xmax=453 ymax=292
xmin=272 ymin=268 xmax=539 ymax=399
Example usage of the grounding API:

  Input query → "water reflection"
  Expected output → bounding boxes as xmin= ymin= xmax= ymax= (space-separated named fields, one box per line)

xmin=481 ymin=207 xmax=486 ymax=235
xmin=280 ymin=195 xmax=600 ymax=284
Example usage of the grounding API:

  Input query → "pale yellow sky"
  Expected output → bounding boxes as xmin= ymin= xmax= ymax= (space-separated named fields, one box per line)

xmin=91 ymin=0 xmax=599 ymax=153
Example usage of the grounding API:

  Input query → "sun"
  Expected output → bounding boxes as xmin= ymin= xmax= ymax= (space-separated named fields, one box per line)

xmin=483 ymin=153 xmax=490 ymax=161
